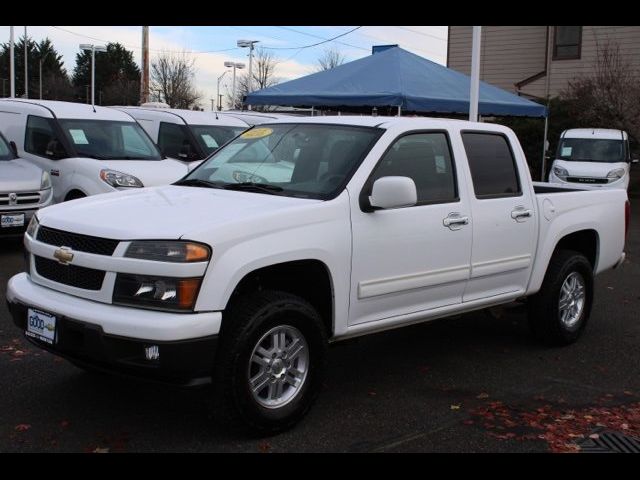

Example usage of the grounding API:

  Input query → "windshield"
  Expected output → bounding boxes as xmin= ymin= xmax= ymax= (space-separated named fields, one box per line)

xmin=0 ymin=133 xmax=14 ymax=161
xmin=557 ymin=138 xmax=625 ymax=163
xmin=183 ymin=123 xmax=383 ymax=199
xmin=58 ymin=119 xmax=162 ymax=160
xmin=190 ymin=125 xmax=246 ymax=155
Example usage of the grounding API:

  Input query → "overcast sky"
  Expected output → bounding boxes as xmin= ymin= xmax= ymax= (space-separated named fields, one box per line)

xmin=0 ymin=26 xmax=448 ymax=109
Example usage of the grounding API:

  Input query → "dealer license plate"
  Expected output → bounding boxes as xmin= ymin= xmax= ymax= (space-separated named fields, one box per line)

xmin=26 ymin=308 xmax=57 ymax=344
xmin=1 ymin=213 xmax=25 ymax=228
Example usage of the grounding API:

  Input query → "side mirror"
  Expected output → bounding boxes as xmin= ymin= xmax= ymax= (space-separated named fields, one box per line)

xmin=8 ymin=140 xmax=18 ymax=157
xmin=368 ymin=176 xmax=417 ymax=210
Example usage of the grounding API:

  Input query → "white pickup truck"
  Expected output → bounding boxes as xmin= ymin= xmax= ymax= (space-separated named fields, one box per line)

xmin=7 ymin=117 xmax=629 ymax=433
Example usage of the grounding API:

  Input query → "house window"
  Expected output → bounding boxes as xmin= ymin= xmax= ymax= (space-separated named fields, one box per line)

xmin=553 ymin=26 xmax=582 ymax=60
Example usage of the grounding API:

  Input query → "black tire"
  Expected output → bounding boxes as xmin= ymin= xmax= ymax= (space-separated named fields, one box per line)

xmin=65 ymin=191 xmax=86 ymax=202
xmin=527 ymin=249 xmax=594 ymax=345
xmin=212 ymin=290 xmax=328 ymax=435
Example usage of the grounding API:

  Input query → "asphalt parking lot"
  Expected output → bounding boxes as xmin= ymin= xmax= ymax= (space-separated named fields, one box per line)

xmin=1 ymin=183 xmax=639 ymax=453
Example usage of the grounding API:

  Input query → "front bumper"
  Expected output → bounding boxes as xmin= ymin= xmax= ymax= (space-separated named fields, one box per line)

xmin=0 ymin=208 xmax=38 ymax=237
xmin=6 ymin=273 xmax=222 ymax=386
xmin=548 ymin=171 xmax=629 ymax=190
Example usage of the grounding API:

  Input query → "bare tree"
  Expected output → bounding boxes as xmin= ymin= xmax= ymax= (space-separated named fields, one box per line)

xmin=150 ymin=51 xmax=201 ymax=109
xmin=315 ymin=47 xmax=346 ymax=72
xmin=227 ymin=47 xmax=280 ymax=110
xmin=563 ymin=41 xmax=640 ymax=142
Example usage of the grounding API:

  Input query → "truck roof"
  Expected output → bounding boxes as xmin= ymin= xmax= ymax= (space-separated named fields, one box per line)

xmin=257 ymin=115 xmax=500 ymax=131
xmin=562 ymin=128 xmax=627 ymax=140
xmin=114 ymin=106 xmax=249 ymax=128
xmin=0 ymin=99 xmax=135 ymax=121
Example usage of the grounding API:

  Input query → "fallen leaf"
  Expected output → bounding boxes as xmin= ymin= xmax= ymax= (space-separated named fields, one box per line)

xmin=92 ymin=447 xmax=109 ymax=453
xmin=60 ymin=420 xmax=70 ymax=428
xmin=450 ymin=404 xmax=461 ymax=410
xmin=589 ymin=433 xmax=600 ymax=439
xmin=476 ymin=393 xmax=489 ymax=399
xmin=367 ymin=391 xmax=377 ymax=397
xmin=257 ymin=441 xmax=271 ymax=453
xmin=621 ymin=423 xmax=629 ymax=430
xmin=15 ymin=424 xmax=31 ymax=432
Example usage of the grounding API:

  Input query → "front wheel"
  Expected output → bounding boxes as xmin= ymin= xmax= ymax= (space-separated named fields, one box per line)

xmin=528 ymin=250 xmax=594 ymax=345
xmin=212 ymin=290 xmax=328 ymax=435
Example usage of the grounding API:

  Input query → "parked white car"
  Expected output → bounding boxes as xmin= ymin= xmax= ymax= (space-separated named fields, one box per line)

xmin=0 ymin=99 xmax=190 ymax=202
xmin=549 ymin=128 xmax=637 ymax=189
xmin=7 ymin=117 xmax=628 ymax=433
xmin=114 ymin=106 xmax=248 ymax=163
xmin=0 ymin=131 xmax=53 ymax=236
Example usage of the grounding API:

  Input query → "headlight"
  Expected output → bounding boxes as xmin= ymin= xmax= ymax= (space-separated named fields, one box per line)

xmin=553 ymin=166 xmax=569 ymax=179
xmin=125 ymin=241 xmax=211 ymax=262
xmin=232 ymin=170 xmax=267 ymax=183
xmin=100 ymin=169 xmax=144 ymax=188
xmin=113 ymin=274 xmax=201 ymax=311
xmin=40 ymin=171 xmax=51 ymax=190
xmin=607 ymin=168 xmax=625 ymax=180
xmin=26 ymin=215 xmax=39 ymax=238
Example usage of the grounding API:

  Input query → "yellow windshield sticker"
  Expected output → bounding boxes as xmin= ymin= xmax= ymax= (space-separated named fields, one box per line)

xmin=241 ymin=127 xmax=273 ymax=139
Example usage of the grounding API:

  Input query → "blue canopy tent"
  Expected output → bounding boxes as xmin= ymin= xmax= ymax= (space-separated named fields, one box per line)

xmin=245 ymin=47 xmax=547 ymax=118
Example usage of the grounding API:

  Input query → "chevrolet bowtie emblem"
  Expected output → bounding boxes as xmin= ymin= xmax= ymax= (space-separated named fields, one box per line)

xmin=53 ymin=247 xmax=74 ymax=265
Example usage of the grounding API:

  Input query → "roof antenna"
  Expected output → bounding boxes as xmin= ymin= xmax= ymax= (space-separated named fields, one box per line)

xmin=214 ymin=109 xmax=219 ymax=120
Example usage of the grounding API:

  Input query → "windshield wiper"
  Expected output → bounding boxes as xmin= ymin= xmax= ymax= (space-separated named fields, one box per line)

xmin=78 ymin=152 xmax=107 ymax=160
xmin=223 ymin=182 xmax=284 ymax=194
xmin=173 ymin=178 xmax=222 ymax=189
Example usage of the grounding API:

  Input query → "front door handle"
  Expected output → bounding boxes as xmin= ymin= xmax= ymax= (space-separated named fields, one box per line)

xmin=443 ymin=213 xmax=469 ymax=230
xmin=511 ymin=207 xmax=533 ymax=222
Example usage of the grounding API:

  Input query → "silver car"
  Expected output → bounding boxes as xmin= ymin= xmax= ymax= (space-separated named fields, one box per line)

xmin=0 ymin=131 xmax=53 ymax=237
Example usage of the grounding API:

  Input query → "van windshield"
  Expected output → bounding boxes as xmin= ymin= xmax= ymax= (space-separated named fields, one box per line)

xmin=189 ymin=125 xmax=246 ymax=155
xmin=0 ymin=133 xmax=14 ymax=161
xmin=557 ymin=138 xmax=625 ymax=163
xmin=58 ymin=119 xmax=162 ymax=160
xmin=181 ymin=123 xmax=383 ymax=199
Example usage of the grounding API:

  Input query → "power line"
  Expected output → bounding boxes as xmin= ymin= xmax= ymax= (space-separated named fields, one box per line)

xmin=393 ymin=26 xmax=448 ymax=42
xmin=261 ymin=26 xmax=363 ymax=50
xmin=49 ymin=26 xmax=240 ymax=55
xmin=275 ymin=26 xmax=370 ymax=52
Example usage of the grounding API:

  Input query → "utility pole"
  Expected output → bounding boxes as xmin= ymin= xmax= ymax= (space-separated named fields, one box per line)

xmin=140 ymin=26 xmax=149 ymax=104
xmin=469 ymin=26 xmax=482 ymax=122
xmin=10 ymin=26 xmax=15 ymax=98
xmin=39 ymin=50 xmax=50 ymax=100
xmin=24 ymin=26 xmax=28 ymax=98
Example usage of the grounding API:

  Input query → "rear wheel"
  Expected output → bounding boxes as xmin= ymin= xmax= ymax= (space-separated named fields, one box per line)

xmin=528 ymin=250 xmax=593 ymax=345
xmin=212 ymin=290 xmax=328 ymax=435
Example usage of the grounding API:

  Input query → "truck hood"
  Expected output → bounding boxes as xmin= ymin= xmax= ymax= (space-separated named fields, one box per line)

xmin=554 ymin=159 xmax=628 ymax=178
xmin=98 ymin=159 xmax=189 ymax=187
xmin=37 ymin=185 xmax=321 ymax=240
xmin=0 ymin=159 xmax=43 ymax=192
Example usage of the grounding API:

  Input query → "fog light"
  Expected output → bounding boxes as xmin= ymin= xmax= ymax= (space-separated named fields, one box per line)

xmin=145 ymin=345 xmax=160 ymax=361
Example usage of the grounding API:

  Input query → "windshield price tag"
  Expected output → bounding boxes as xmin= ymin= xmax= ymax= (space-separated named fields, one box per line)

xmin=201 ymin=134 xmax=219 ymax=148
xmin=241 ymin=128 xmax=273 ymax=140
xmin=561 ymin=147 xmax=572 ymax=156
xmin=69 ymin=129 xmax=89 ymax=144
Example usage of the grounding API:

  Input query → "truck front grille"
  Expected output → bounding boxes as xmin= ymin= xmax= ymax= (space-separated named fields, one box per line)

xmin=37 ymin=226 xmax=119 ymax=256
xmin=34 ymin=256 xmax=105 ymax=290
xmin=0 ymin=191 xmax=41 ymax=206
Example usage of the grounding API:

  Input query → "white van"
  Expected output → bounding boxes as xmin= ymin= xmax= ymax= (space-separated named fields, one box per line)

xmin=115 ymin=106 xmax=248 ymax=163
xmin=0 ymin=99 xmax=190 ymax=202
xmin=549 ymin=128 xmax=637 ymax=189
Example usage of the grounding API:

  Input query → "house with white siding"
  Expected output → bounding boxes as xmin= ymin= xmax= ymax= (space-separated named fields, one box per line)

xmin=447 ymin=26 xmax=640 ymax=100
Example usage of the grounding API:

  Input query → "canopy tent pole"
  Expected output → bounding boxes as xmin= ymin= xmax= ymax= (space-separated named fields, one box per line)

xmin=541 ymin=114 xmax=550 ymax=181
xmin=469 ymin=26 xmax=482 ymax=121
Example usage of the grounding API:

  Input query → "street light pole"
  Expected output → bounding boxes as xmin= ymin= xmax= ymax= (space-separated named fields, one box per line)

xmin=9 ymin=26 xmax=15 ymax=98
xmin=24 ymin=26 xmax=28 ymax=98
xmin=224 ymin=61 xmax=244 ymax=109
xmin=216 ymin=70 xmax=228 ymax=111
xmin=237 ymin=40 xmax=259 ymax=111
xmin=80 ymin=44 xmax=107 ymax=109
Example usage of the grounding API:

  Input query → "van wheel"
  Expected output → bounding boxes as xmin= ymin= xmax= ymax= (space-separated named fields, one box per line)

xmin=528 ymin=250 xmax=593 ymax=345
xmin=65 ymin=190 xmax=86 ymax=201
xmin=212 ymin=290 xmax=328 ymax=435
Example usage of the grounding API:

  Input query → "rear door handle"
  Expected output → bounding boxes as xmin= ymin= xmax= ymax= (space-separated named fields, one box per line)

xmin=443 ymin=213 xmax=469 ymax=230
xmin=511 ymin=207 xmax=533 ymax=222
